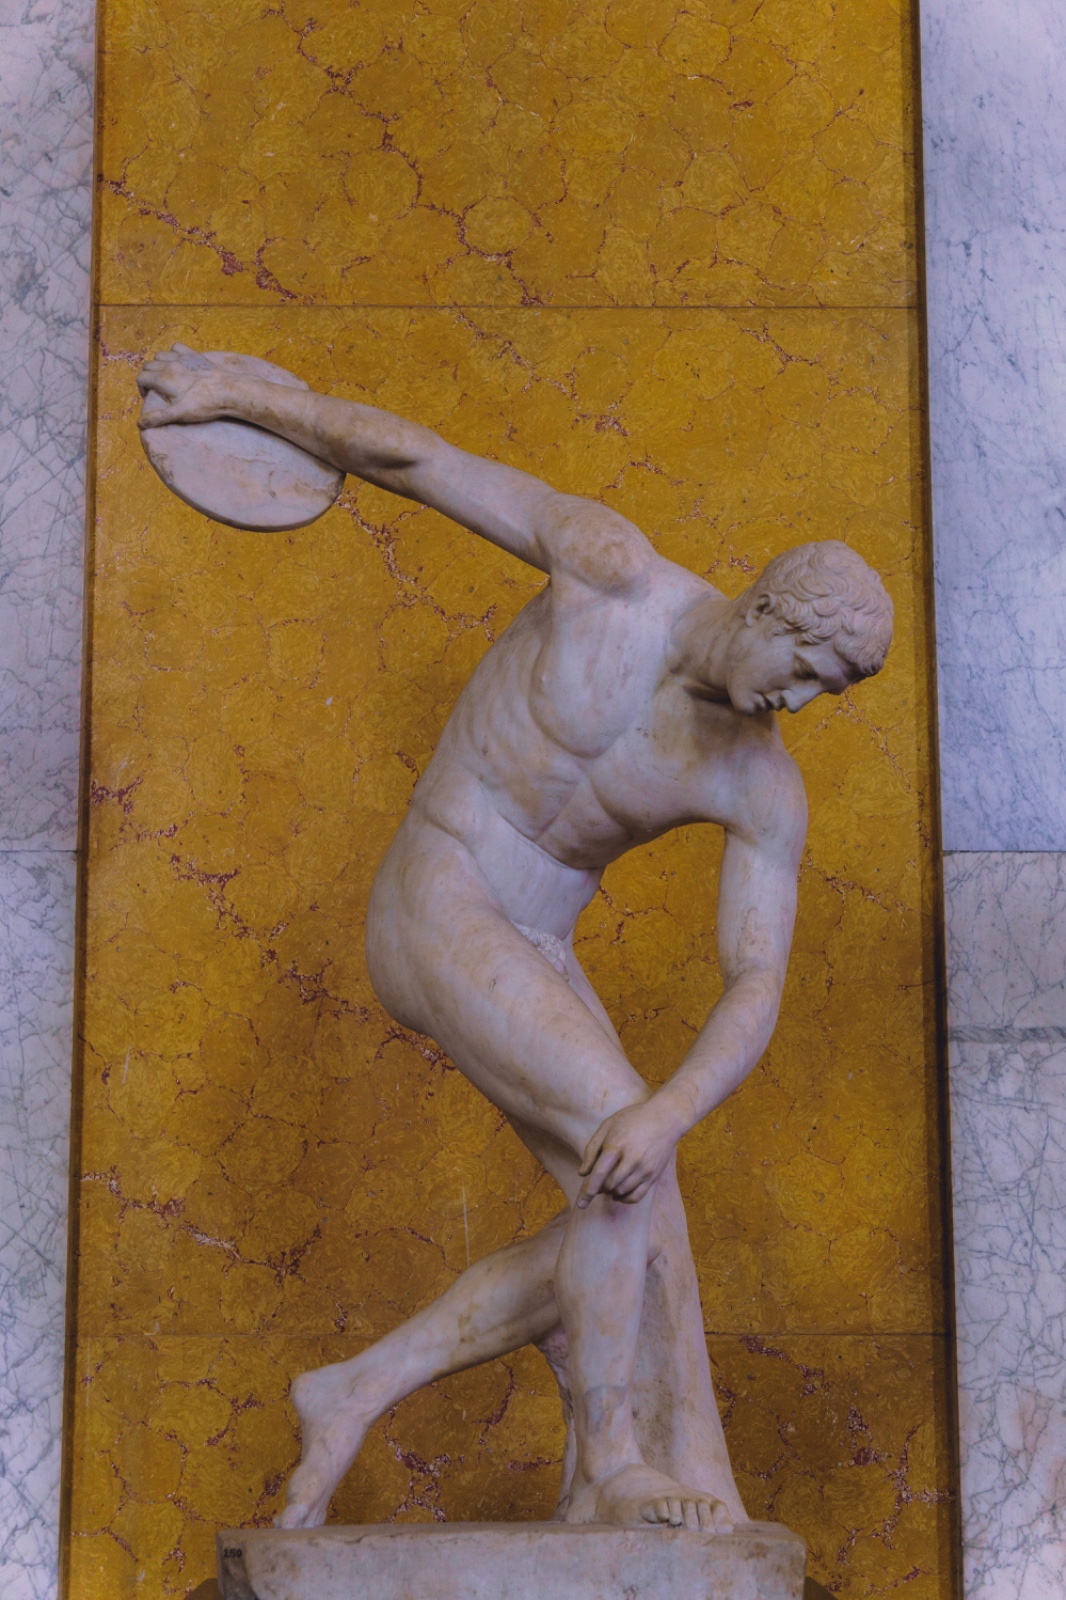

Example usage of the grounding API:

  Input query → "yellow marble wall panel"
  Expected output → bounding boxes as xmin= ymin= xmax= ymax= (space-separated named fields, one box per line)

xmin=66 ymin=1333 xmax=952 ymax=1599
xmin=79 ymin=306 xmax=937 ymax=1368
xmin=96 ymin=0 xmax=917 ymax=308
xmin=67 ymin=1336 xmax=567 ymax=1597
xmin=75 ymin=0 xmax=949 ymax=1589
xmin=710 ymin=1334 xmax=955 ymax=1597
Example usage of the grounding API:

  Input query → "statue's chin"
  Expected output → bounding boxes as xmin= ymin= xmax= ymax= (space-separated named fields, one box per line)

xmin=731 ymin=689 xmax=764 ymax=715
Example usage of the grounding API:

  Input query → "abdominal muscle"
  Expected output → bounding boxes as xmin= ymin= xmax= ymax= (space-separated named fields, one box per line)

xmin=378 ymin=779 xmax=602 ymax=935
xmin=363 ymin=747 xmax=612 ymax=1015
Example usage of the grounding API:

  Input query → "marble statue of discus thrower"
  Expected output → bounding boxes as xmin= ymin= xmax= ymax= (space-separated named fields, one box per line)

xmin=139 ymin=350 xmax=345 ymax=531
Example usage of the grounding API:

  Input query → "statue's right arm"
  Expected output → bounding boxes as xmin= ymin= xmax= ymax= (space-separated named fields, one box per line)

xmin=138 ymin=345 xmax=654 ymax=588
xmin=576 ymin=749 xmax=806 ymax=1209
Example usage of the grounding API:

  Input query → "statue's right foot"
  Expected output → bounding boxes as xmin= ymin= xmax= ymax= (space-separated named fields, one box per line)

xmin=565 ymin=1462 xmax=733 ymax=1532
xmin=275 ymin=1364 xmax=377 ymax=1528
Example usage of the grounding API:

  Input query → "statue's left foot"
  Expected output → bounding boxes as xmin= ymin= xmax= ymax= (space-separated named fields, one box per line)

xmin=565 ymin=1462 xmax=733 ymax=1531
xmin=275 ymin=1363 xmax=376 ymax=1529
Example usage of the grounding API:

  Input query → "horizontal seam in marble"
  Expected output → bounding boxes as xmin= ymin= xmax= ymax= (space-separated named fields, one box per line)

xmin=950 ymin=1025 xmax=1066 ymax=1043
xmin=942 ymin=849 xmax=1066 ymax=856
xmin=0 ymin=851 xmax=80 ymax=864
xmin=706 ymin=1329 xmax=949 ymax=1339
xmin=0 ymin=847 xmax=79 ymax=855
xmin=97 ymin=302 xmax=919 ymax=314
xmin=76 ymin=1329 xmax=951 ymax=1341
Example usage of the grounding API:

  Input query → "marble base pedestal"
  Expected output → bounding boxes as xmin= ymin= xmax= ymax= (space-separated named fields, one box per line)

xmin=217 ymin=1521 xmax=806 ymax=1600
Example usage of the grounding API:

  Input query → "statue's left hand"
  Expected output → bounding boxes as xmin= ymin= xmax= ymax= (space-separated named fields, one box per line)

xmin=576 ymin=1099 xmax=683 ymax=1208
xmin=137 ymin=343 xmax=232 ymax=428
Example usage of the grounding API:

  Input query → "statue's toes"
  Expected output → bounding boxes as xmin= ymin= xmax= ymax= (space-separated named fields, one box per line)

xmin=695 ymin=1497 xmax=732 ymax=1533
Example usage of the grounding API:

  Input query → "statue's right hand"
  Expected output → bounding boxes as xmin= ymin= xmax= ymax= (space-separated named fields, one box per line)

xmin=576 ymin=1098 xmax=683 ymax=1209
xmin=137 ymin=343 xmax=231 ymax=428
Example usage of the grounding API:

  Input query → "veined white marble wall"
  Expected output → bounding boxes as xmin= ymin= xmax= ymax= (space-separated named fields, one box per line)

xmin=0 ymin=1 xmax=94 ymax=1596
xmin=923 ymin=0 xmax=1066 ymax=854
xmin=946 ymin=856 xmax=1066 ymax=1599
xmin=922 ymin=2 xmax=1066 ymax=1597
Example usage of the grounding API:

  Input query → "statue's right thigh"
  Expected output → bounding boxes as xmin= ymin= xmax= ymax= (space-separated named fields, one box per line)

xmin=367 ymin=850 xmax=646 ymax=1160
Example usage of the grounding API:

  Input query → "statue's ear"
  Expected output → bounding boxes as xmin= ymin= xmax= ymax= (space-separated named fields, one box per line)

xmin=746 ymin=592 xmax=774 ymax=625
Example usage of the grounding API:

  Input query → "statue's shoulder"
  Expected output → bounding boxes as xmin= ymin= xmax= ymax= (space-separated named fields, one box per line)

xmin=544 ymin=496 xmax=659 ymax=598
xmin=716 ymin=723 xmax=807 ymax=841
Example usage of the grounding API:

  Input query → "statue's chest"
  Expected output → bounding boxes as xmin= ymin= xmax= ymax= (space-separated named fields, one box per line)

xmin=525 ymin=603 xmax=657 ymax=761
xmin=586 ymin=724 xmax=711 ymax=837
xmin=583 ymin=682 xmax=746 ymax=841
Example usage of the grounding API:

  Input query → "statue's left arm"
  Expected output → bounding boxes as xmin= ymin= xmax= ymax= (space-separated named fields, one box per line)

xmin=578 ymin=751 xmax=807 ymax=1206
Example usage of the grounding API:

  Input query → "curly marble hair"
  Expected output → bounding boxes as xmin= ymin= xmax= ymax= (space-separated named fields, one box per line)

xmin=744 ymin=540 xmax=893 ymax=677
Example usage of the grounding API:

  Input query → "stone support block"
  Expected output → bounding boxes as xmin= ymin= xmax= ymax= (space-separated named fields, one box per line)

xmin=217 ymin=1521 xmax=806 ymax=1600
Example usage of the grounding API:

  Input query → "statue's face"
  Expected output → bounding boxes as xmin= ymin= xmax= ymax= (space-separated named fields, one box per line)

xmin=726 ymin=605 xmax=860 ymax=715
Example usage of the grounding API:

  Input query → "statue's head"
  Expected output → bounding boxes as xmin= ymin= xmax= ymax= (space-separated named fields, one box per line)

xmin=726 ymin=540 xmax=893 ymax=714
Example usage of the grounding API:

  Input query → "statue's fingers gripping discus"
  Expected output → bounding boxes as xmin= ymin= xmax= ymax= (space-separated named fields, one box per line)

xmin=139 ymin=350 xmax=345 ymax=532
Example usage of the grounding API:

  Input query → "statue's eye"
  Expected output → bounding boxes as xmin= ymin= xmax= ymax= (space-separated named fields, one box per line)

xmin=794 ymin=660 xmax=818 ymax=681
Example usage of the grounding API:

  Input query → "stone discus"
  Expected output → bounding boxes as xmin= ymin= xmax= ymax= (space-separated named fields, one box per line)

xmin=139 ymin=350 xmax=345 ymax=532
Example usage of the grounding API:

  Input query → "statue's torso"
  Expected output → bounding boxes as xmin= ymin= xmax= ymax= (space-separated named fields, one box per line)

xmin=384 ymin=559 xmax=793 ymax=937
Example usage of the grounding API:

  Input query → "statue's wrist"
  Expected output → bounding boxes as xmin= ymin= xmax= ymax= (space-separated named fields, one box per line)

xmin=211 ymin=374 xmax=247 ymax=418
xmin=649 ymin=1085 xmax=697 ymax=1139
